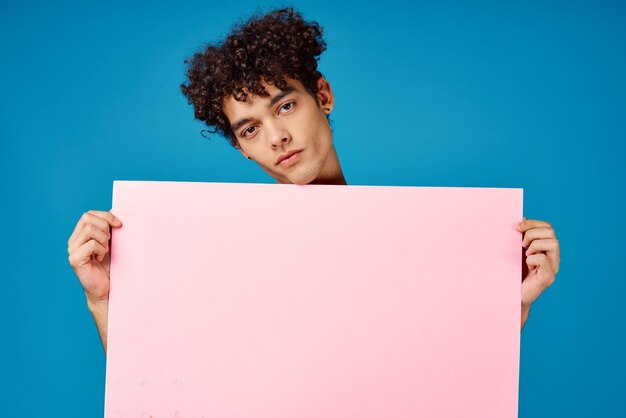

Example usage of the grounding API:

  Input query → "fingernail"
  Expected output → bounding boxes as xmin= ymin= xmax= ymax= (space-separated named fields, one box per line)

xmin=517 ymin=222 xmax=524 ymax=229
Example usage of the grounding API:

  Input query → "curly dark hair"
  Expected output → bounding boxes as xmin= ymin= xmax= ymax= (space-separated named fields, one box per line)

xmin=180 ymin=7 xmax=329 ymax=148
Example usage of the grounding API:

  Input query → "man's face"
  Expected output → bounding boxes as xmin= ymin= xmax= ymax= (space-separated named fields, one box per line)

xmin=223 ymin=77 xmax=335 ymax=185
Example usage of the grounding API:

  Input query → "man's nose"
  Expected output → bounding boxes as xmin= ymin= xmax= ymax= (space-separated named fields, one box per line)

xmin=267 ymin=122 xmax=291 ymax=147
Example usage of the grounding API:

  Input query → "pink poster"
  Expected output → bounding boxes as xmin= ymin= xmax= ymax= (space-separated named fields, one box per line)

xmin=105 ymin=181 xmax=523 ymax=417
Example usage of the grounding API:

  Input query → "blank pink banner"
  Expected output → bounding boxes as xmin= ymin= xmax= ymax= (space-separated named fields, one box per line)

xmin=105 ymin=181 xmax=523 ymax=418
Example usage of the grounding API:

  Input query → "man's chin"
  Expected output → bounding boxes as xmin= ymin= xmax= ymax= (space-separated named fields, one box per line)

xmin=290 ymin=169 xmax=320 ymax=185
xmin=293 ymin=178 xmax=311 ymax=185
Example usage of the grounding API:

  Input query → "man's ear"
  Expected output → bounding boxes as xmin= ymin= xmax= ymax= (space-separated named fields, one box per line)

xmin=235 ymin=144 xmax=252 ymax=160
xmin=316 ymin=77 xmax=334 ymax=114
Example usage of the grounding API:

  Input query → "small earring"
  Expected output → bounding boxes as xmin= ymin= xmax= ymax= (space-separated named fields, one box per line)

xmin=247 ymin=156 xmax=251 ymax=160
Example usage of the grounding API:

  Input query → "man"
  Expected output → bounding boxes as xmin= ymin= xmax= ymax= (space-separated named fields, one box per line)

xmin=68 ymin=7 xmax=560 ymax=354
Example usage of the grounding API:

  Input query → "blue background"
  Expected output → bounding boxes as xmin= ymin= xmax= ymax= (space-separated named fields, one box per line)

xmin=2 ymin=0 xmax=625 ymax=416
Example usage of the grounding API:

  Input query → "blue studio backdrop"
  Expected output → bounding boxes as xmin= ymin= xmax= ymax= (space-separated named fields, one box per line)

xmin=1 ymin=0 xmax=625 ymax=416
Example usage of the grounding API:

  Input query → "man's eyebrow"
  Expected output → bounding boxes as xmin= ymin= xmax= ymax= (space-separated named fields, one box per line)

xmin=231 ymin=117 xmax=253 ymax=133
xmin=267 ymin=86 xmax=295 ymax=108
xmin=230 ymin=86 xmax=296 ymax=133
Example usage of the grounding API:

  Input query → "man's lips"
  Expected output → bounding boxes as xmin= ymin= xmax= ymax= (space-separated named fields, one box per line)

xmin=276 ymin=149 xmax=302 ymax=165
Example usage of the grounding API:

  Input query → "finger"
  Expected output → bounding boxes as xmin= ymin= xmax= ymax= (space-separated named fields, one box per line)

xmin=517 ymin=218 xmax=553 ymax=232
xmin=68 ymin=212 xmax=90 ymax=246
xmin=69 ymin=221 xmax=111 ymax=254
xmin=68 ymin=211 xmax=116 ymax=247
xmin=88 ymin=210 xmax=122 ymax=227
xmin=522 ymin=254 xmax=556 ymax=307
xmin=525 ymin=238 xmax=559 ymax=256
xmin=526 ymin=238 xmax=559 ymax=258
xmin=525 ymin=238 xmax=560 ymax=273
xmin=525 ymin=252 xmax=548 ymax=269
xmin=68 ymin=239 xmax=107 ymax=269
xmin=521 ymin=227 xmax=556 ymax=248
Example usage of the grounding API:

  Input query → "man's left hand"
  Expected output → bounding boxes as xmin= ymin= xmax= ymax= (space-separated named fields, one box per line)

xmin=517 ymin=217 xmax=560 ymax=330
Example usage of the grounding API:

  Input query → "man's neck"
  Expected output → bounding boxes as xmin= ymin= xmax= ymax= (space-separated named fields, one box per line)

xmin=309 ymin=145 xmax=347 ymax=185
xmin=310 ymin=174 xmax=347 ymax=185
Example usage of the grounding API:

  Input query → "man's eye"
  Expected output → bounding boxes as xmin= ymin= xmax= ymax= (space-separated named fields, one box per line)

xmin=279 ymin=101 xmax=296 ymax=113
xmin=243 ymin=126 xmax=256 ymax=137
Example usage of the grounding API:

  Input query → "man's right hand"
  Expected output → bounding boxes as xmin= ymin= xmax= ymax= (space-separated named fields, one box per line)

xmin=68 ymin=210 xmax=122 ymax=304
xmin=68 ymin=210 xmax=122 ymax=354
